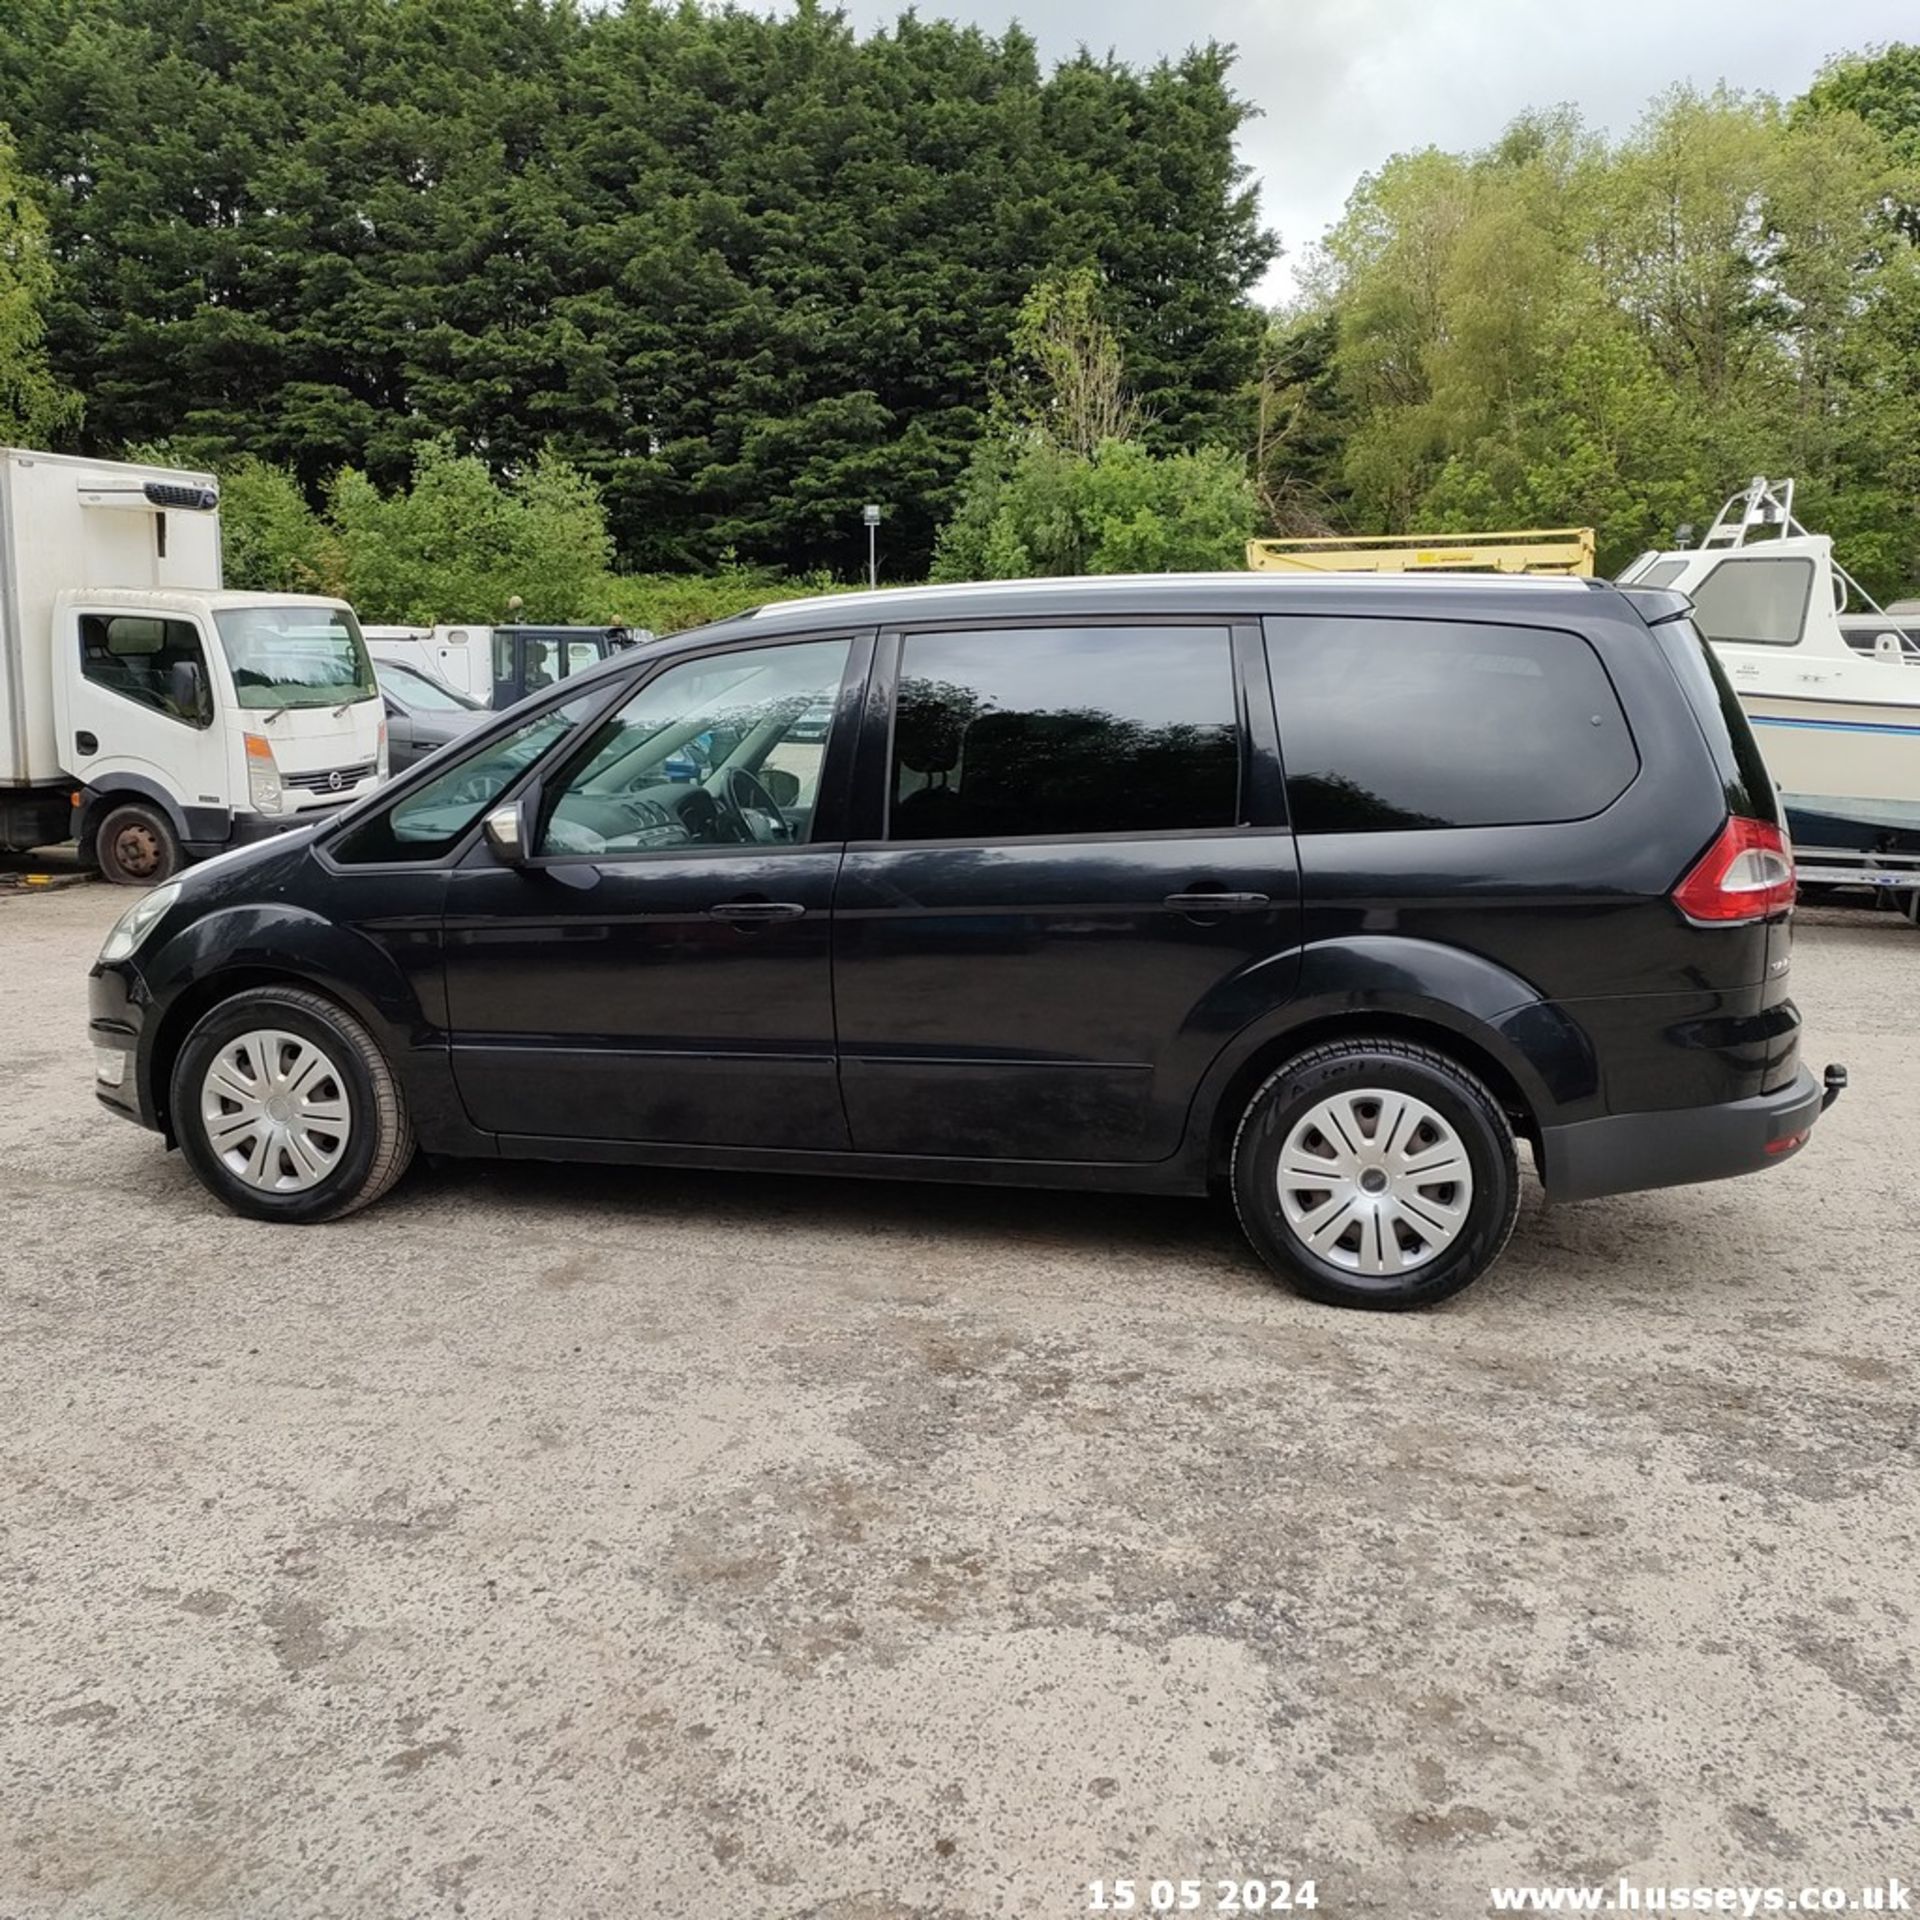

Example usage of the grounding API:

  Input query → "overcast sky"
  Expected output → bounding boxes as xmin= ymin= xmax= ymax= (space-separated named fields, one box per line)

xmin=798 ymin=0 xmax=1913 ymax=302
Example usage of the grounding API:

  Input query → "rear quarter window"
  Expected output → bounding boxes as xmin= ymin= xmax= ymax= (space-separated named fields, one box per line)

xmin=1267 ymin=616 xmax=1639 ymax=832
xmin=1645 ymin=616 xmax=1782 ymax=827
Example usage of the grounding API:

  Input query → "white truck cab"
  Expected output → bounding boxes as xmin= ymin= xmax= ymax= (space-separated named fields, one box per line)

xmin=1 ymin=449 xmax=386 ymax=883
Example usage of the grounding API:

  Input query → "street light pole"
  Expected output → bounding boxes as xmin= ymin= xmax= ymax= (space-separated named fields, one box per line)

xmin=862 ymin=503 xmax=881 ymax=590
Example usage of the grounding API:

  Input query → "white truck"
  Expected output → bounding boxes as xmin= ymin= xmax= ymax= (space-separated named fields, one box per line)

xmin=363 ymin=622 xmax=647 ymax=708
xmin=0 ymin=448 xmax=387 ymax=884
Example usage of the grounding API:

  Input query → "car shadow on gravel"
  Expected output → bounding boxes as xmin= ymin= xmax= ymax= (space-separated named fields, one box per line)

xmin=380 ymin=1152 xmax=1614 ymax=1309
xmin=409 ymin=1151 xmax=1252 ymax=1264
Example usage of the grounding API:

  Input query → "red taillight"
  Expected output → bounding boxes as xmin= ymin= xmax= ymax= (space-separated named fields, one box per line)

xmin=1672 ymin=816 xmax=1797 ymax=925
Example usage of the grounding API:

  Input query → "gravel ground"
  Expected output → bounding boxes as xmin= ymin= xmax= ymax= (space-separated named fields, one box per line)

xmin=1 ymin=884 xmax=1915 ymax=1920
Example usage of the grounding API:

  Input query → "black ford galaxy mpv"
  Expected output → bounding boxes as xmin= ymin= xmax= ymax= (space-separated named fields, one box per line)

xmin=90 ymin=574 xmax=1841 ymax=1308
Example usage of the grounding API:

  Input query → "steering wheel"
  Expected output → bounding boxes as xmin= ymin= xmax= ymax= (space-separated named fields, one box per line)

xmin=715 ymin=767 xmax=793 ymax=844
xmin=443 ymin=771 xmax=505 ymax=808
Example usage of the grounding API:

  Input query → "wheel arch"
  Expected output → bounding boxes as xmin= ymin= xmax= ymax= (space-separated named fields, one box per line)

xmin=76 ymin=778 xmax=190 ymax=859
xmin=1184 ymin=937 xmax=1598 ymax=1184
xmin=146 ymin=965 xmax=385 ymax=1143
xmin=1198 ymin=1010 xmax=1545 ymax=1184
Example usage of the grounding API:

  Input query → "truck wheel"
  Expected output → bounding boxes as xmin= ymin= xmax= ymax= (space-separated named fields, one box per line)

xmin=1230 ymin=1038 xmax=1520 ymax=1310
xmin=170 ymin=986 xmax=416 ymax=1223
xmin=95 ymin=802 xmax=182 ymax=887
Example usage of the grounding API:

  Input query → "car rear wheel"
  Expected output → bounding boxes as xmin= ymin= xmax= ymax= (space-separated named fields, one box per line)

xmin=170 ymin=986 xmax=415 ymax=1223
xmin=94 ymin=802 xmax=182 ymax=887
xmin=1231 ymin=1038 xmax=1520 ymax=1309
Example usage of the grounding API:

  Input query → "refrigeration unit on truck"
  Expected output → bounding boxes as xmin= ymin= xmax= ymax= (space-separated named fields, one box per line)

xmin=0 ymin=449 xmax=387 ymax=884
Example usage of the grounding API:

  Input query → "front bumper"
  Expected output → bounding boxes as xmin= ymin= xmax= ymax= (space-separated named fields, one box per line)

xmin=1539 ymin=1063 xmax=1840 ymax=1204
xmin=89 ymin=958 xmax=160 ymax=1132
xmin=184 ymin=802 xmax=349 ymax=858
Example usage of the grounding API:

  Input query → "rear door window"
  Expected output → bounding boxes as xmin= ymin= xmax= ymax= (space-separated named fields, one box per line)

xmin=888 ymin=625 xmax=1241 ymax=841
xmin=1267 ymin=617 xmax=1638 ymax=832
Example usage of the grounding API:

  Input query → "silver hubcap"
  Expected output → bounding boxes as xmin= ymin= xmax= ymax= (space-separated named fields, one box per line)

xmin=1276 ymin=1089 xmax=1474 ymax=1276
xmin=199 ymin=1030 xmax=352 ymax=1193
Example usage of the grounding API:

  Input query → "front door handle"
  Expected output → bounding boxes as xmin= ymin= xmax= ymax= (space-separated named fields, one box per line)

xmin=75 ymin=731 xmax=98 ymax=757
xmin=1164 ymin=890 xmax=1269 ymax=914
xmin=708 ymin=898 xmax=807 ymax=923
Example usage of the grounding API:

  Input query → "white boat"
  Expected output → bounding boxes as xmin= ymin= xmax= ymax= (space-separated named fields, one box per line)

xmin=1618 ymin=479 xmax=1920 ymax=877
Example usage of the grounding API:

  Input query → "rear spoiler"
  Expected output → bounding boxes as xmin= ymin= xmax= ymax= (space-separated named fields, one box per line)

xmin=1616 ymin=586 xmax=1693 ymax=626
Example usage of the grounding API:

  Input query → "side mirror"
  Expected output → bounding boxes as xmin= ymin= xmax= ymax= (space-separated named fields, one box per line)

xmin=482 ymin=799 xmax=529 ymax=865
xmin=167 ymin=658 xmax=207 ymax=722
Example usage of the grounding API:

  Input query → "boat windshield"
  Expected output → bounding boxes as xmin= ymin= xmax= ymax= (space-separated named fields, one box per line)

xmin=1688 ymin=554 xmax=1815 ymax=647
xmin=215 ymin=606 xmax=378 ymax=710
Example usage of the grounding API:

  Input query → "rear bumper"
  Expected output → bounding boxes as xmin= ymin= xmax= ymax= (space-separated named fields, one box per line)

xmin=1539 ymin=1064 xmax=1835 ymax=1203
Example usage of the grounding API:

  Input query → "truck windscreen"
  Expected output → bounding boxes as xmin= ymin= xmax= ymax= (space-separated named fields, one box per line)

xmin=214 ymin=607 xmax=378 ymax=709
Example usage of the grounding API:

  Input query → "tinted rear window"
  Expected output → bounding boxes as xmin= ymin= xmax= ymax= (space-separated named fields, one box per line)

xmin=889 ymin=625 xmax=1240 ymax=841
xmin=1646 ymin=616 xmax=1781 ymax=827
xmin=1268 ymin=617 xmax=1639 ymax=832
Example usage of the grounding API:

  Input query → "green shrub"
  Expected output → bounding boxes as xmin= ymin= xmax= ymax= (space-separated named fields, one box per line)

xmin=932 ymin=437 xmax=1256 ymax=580
xmin=589 ymin=568 xmax=852 ymax=635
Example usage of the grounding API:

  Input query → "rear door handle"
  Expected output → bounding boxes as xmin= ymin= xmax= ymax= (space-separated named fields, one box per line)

xmin=1164 ymin=890 xmax=1269 ymax=913
xmin=707 ymin=898 xmax=807 ymax=922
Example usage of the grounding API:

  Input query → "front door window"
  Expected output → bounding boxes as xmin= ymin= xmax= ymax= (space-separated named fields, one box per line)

xmin=330 ymin=688 xmax=605 ymax=864
xmin=78 ymin=614 xmax=213 ymax=728
xmin=537 ymin=638 xmax=854 ymax=857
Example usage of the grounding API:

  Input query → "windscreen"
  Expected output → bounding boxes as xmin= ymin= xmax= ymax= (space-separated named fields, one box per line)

xmin=215 ymin=606 xmax=377 ymax=710
xmin=380 ymin=662 xmax=483 ymax=712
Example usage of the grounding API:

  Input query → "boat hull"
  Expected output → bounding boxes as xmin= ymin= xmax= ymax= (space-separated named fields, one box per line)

xmin=1738 ymin=693 xmax=1920 ymax=842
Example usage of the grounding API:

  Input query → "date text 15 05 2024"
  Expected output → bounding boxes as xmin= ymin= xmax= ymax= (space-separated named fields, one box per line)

xmin=1087 ymin=1881 xmax=1319 ymax=1913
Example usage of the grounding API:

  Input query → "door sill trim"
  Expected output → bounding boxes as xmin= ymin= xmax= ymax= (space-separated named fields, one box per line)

xmin=490 ymin=1133 xmax=1199 ymax=1194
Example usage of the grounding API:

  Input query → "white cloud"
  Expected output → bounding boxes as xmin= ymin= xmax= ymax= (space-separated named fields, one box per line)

xmin=807 ymin=0 xmax=1912 ymax=299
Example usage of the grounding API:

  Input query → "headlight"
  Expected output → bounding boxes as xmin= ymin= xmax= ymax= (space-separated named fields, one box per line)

xmin=245 ymin=732 xmax=284 ymax=814
xmin=98 ymin=881 xmax=182 ymax=964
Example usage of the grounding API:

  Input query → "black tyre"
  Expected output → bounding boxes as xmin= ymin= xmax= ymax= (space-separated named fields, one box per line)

xmin=1230 ymin=1038 xmax=1520 ymax=1310
xmin=95 ymin=802 xmax=182 ymax=887
xmin=170 ymin=986 xmax=416 ymax=1223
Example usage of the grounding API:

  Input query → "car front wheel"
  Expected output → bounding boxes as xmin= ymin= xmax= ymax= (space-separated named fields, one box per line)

xmin=1230 ymin=1038 xmax=1520 ymax=1309
xmin=170 ymin=986 xmax=416 ymax=1222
